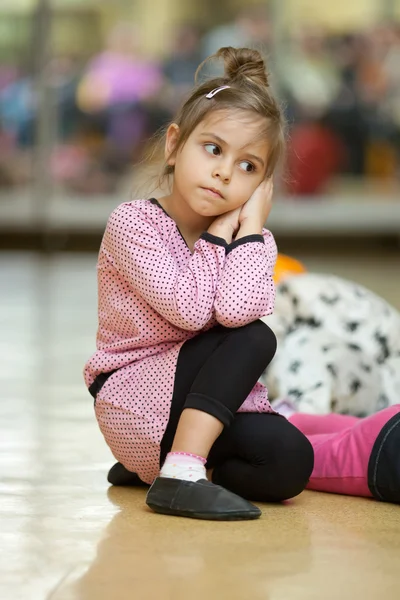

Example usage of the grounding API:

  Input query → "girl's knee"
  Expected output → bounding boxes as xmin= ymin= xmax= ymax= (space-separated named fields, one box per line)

xmin=274 ymin=429 xmax=314 ymax=500
xmin=256 ymin=421 xmax=314 ymax=501
xmin=213 ymin=427 xmax=314 ymax=503
xmin=242 ymin=320 xmax=277 ymax=359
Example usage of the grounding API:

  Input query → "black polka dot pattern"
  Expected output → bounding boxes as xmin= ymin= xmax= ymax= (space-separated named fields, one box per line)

xmin=84 ymin=200 xmax=277 ymax=483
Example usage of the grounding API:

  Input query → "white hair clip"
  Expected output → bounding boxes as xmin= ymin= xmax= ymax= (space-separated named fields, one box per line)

xmin=206 ymin=85 xmax=231 ymax=98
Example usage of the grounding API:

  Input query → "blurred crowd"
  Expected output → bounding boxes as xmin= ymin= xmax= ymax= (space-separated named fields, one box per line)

xmin=0 ymin=10 xmax=399 ymax=196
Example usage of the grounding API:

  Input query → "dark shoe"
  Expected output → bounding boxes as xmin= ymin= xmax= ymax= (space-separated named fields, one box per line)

xmin=107 ymin=462 xmax=148 ymax=487
xmin=146 ymin=477 xmax=261 ymax=521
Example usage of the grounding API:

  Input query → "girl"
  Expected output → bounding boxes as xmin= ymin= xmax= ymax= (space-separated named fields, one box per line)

xmin=84 ymin=47 xmax=314 ymax=521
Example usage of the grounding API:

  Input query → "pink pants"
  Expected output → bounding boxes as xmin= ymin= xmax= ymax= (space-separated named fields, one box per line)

xmin=289 ymin=405 xmax=400 ymax=498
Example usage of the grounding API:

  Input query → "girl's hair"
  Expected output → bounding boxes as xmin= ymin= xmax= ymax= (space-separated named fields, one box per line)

xmin=146 ymin=46 xmax=285 ymax=190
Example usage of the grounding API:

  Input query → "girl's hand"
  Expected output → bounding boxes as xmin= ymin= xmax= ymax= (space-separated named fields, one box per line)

xmin=207 ymin=206 xmax=241 ymax=243
xmin=239 ymin=179 xmax=274 ymax=229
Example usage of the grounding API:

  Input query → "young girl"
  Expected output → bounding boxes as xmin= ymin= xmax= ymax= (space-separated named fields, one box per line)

xmin=84 ymin=47 xmax=314 ymax=521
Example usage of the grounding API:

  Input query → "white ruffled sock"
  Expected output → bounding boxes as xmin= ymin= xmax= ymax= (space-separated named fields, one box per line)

xmin=160 ymin=452 xmax=207 ymax=482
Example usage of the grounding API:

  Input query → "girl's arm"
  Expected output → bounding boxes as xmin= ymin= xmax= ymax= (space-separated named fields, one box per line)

xmin=213 ymin=229 xmax=277 ymax=328
xmin=213 ymin=180 xmax=276 ymax=327
xmin=103 ymin=204 xmax=227 ymax=331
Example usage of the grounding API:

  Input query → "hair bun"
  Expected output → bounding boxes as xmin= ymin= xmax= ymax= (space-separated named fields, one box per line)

xmin=216 ymin=46 xmax=270 ymax=87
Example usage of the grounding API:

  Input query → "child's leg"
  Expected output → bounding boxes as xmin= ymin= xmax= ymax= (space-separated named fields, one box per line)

xmin=293 ymin=405 xmax=400 ymax=499
xmin=146 ymin=320 xmax=279 ymax=519
xmin=289 ymin=413 xmax=360 ymax=435
xmin=160 ymin=319 xmax=277 ymax=469
xmin=207 ymin=412 xmax=314 ymax=501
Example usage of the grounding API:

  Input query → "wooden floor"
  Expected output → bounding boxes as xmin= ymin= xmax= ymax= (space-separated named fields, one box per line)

xmin=1 ymin=250 xmax=400 ymax=600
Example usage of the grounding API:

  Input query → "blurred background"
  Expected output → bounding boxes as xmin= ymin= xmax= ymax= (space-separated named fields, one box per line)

xmin=0 ymin=0 xmax=399 ymax=245
xmin=1 ymin=4 xmax=400 ymax=597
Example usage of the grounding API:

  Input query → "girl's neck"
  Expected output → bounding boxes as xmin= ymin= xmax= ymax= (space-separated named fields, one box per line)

xmin=158 ymin=191 xmax=214 ymax=244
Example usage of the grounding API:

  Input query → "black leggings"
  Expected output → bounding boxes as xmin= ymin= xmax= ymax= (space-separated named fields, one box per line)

xmin=160 ymin=320 xmax=314 ymax=502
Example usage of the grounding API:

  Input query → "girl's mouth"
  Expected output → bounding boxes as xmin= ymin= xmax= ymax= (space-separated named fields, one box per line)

xmin=202 ymin=187 xmax=223 ymax=199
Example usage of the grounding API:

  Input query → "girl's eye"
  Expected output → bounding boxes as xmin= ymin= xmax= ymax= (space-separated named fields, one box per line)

xmin=204 ymin=143 xmax=221 ymax=156
xmin=239 ymin=161 xmax=255 ymax=172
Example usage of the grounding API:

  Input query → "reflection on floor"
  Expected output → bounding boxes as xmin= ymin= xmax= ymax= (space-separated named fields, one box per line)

xmin=1 ymin=251 xmax=399 ymax=600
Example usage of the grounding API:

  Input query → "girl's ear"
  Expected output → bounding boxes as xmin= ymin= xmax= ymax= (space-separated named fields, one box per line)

xmin=165 ymin=123 xmax=180 ymax=165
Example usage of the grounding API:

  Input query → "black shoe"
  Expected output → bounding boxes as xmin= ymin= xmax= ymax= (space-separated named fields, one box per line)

xmin=146 ymin=477 xmax=261 ymax=521
xmin=107 ymin=462 xmax=148 ymax=487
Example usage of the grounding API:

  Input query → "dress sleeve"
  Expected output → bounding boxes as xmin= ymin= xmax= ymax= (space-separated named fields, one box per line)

xmin=103 ymin=205 xmax=227 ymax=331
xmin=214 ymin=229 xmax=277 ymax=328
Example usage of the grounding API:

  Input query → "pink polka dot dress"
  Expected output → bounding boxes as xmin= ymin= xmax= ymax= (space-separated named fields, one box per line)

xmin=84 ymin=199 xmax=277 ymax=484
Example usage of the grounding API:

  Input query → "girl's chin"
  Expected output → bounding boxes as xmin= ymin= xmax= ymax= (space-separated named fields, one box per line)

xmin=192 ymin=205 xmax=219 ymax=218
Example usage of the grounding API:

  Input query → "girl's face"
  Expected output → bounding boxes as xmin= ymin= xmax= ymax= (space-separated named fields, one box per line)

xmin=165 ymin=109 xmax=270 ymax=218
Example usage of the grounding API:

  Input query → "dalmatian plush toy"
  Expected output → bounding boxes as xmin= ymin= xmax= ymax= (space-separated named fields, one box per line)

xmin=260 ymin=273 xmax=400 ymax=416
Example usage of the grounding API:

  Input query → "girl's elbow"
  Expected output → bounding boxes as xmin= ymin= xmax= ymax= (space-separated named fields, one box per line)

xmin=215 ymin=310 xmax=248 ymax=328
xmin=173 ymin=312 xmax=211 ymax=332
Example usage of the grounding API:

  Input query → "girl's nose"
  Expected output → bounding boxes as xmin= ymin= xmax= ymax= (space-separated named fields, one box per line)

xmin=212 ymin=163 xmax=231 ymax=183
